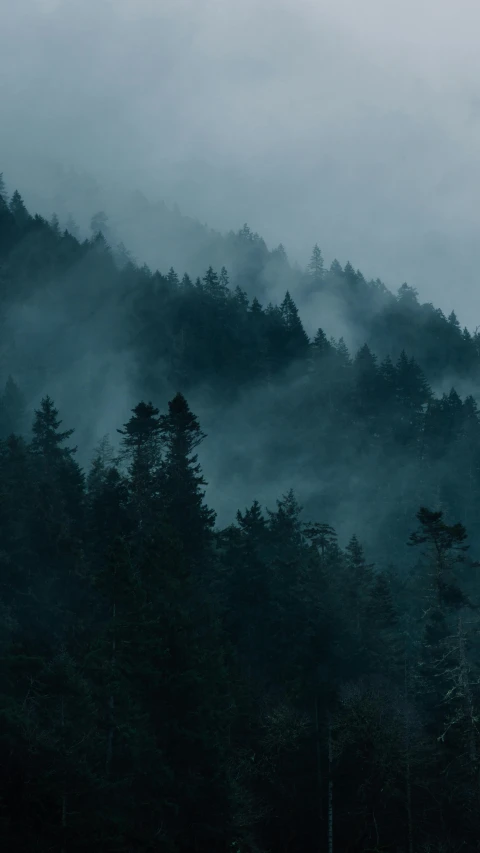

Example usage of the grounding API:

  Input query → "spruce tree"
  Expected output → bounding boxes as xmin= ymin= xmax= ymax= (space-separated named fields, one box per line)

xmin=334 ymin=337 xmax=351 ymax=369
xmin=312 ymin=327 xmax=332 ymax=358
xmin=233 ymin=284 xmax=249 ymax=309
xmin=329 ymin=259 xmax=343 ymax=277
xmin=159 ymin=392 xmax=216 ymax=559
xmin=280 ymin=291 xmax=309 ymax=356
xmin=8 ymin=189 xmax=30 ymax=229
xmin=30 ymin=395 xmax=84 ymax=530
xmin=307 ymin=243 xmax=325 ymax=289
xmin=203 ymin=265 xmax=223 ymax=299
xmin=31 ymin=395 xmax=76 ymax=463
xmin=167 ymin=266 xmax=179 ymax=288
xmin=117 ymin=401 xmax=162 ymax=532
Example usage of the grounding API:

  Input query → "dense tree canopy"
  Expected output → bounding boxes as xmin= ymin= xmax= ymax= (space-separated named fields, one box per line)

xmin=2 ymin=174 xmax=480 ymax=850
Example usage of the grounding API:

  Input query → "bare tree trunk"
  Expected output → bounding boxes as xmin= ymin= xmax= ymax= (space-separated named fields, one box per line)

xmin=328 ymin=712 xmax=333 ymax=853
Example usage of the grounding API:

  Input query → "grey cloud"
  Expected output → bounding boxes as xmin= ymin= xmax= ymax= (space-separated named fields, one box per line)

xmin=2 ymin=0 xmax=480 ymax=325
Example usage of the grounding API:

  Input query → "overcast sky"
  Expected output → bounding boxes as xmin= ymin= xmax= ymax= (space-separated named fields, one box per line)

xmin=2 ymin=0 xmax=480 ymax=324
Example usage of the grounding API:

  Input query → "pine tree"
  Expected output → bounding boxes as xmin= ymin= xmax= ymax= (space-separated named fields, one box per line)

xmin=267 ymin=489 xmax=304 ymax=554
xmin=397 ymin=283 xmax=419 ymax=305
xmin=280 ymin=291 xmax=309 ymax=355
xmin=180 ymin=272 xmax=194 ymax=290
xmin=238 ymin=223 xmax=253 ymax=241
xmin=222 ymin=501 xmax=269 ymax=680
xmin=303 ymin=521 xmax=337 ymax=558
xmin=312 ymin=327 xmax=332 ymax=358
xmin=163 ymin=266 xmax=177 ymax=289
xmin=409 ymin=507 xmax=471 ymax=612
xmin=448 ymin=310 xmax=460 ymax=329
xmin=27 ymin=399 xmax=86 ymax=649
xmin=394 ymin=352 xmax=432 ymax=445
xmin=233 ymin=284 xmax=249 ymax=309
xmin=353 ymin=344 xmax=380 ymax=416
xmin=343 ymin=261 xmax=357 ymax=287
xmin=31 ymin=395 xmax=76 ymax=462
xmin=249 ymin=295 xmax=263 ymax=316
xmin=263 ymin=490 xmax=312 ymax=693
xmin=334 ymin=337 xmax=351 ymax=369
xmin=219 ymin=265 xmax=230 ymax=291
xmin=117 ymin=402 xmax=161 ymax=469
xmin=86 ymin=437 xmax=131 ymax=567
xmin=379 ymin=355 xmax=397 ymax=401
xmin=159 ymin=392 xmax=216 ymax=559
xmin=49 ymin=212 xmax=61 ymax=236
xmin=30 ymin=396 xmax=84 ymax=526
xmin=203 ymin=265 xmax=227 ymax=300
xmin=117 ymin=401 xmax=162 ymax=533
xmin=329 ymin=259 xmax=343 ymax=277
xmin=307 ymin=243 xmax=325 ymax=286
xmin=354 ymin=343 xmax=377 ymax=373
xmin=9 ymin=190 xmax=30 ymax=229
xmin=237 ymin=499 xmax=267 ymax=542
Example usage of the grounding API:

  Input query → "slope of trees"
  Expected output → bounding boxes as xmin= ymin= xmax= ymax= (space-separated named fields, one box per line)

xmin=2 ymin=173 xmax=480 ymax=849
xmin=1 ymin=392 xmax=480 ymax=851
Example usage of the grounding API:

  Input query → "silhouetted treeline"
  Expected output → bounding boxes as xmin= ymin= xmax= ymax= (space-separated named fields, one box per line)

xmin=3 ymin=174 xmax=480 ymax=850
xmin=1 ymin=175 xmax=480 ymax=393
xmin=2 ymin=176 xmax=480 ymax=559
xmin=1 ymin=392 xmax=480 ymax=851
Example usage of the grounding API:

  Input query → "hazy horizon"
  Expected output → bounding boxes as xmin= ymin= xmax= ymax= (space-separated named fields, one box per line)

xmin=2 ymin=0 xmax=480 ymax=325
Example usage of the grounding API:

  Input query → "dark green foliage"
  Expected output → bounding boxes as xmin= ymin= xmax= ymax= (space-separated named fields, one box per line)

xmin=159 ymin=392 xmax=216 ymax=559
xmin=9 ymin=190 xmax=30 ymax=229
xmin=279 ymin=291 xmax=310 ymax=358
xmin=307 ymin=243 xmax=324 ymax=283
xmin=3 ymin=176 xmax=480 ymax=851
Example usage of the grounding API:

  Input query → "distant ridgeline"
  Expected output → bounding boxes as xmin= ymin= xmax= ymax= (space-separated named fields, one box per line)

xmin=1 ymin=171 xmax=480 ymax=561
xmin=3 ymin=173 xmax=480 ymax=851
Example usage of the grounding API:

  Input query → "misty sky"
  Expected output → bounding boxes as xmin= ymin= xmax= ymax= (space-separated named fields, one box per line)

xmin=2 ymin=0 xmax=480 ymax=325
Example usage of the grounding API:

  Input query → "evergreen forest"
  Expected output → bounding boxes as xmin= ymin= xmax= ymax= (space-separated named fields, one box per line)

xmin=2 ymin=173 xmax=480 ymax=852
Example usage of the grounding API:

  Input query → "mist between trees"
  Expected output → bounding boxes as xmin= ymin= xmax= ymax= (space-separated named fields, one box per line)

xmin=2 ymin=174 xmax=480 ymax=850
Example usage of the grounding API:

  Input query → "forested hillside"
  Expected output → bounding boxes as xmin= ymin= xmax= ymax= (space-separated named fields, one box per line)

xmin=2 ymin=174 xmax=480 ymax=851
